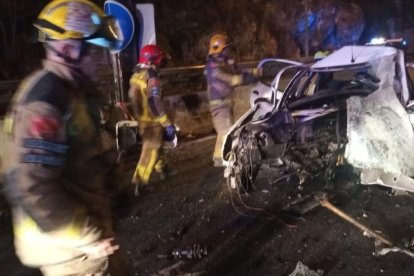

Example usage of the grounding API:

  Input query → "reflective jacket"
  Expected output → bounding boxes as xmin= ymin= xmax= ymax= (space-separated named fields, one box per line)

xmin=205 ymin=55 xmax=261 ymax=104
xmin=128 ymin=66 xmax=171 ymax=127
xmin=204 ymin=56 xmax=244 ymax=102
xmin=3 ymin=60 xmax=112 ymax=266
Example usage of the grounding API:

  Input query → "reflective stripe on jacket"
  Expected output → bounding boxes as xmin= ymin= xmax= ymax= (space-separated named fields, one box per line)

xmin=128 ymin=67 xmax=171 ymax=126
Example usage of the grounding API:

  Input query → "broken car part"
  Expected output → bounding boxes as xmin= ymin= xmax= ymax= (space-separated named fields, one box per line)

xmin=223 ymin=44 xmax=414 ymax=195
xmin=172 ymin=244 xmax=208 ymax=259
xmin=315 ymin=192 xmax=414 ymax=259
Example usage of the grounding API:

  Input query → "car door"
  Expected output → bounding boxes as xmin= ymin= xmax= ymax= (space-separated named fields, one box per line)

xmin=250 ymin=59 xmax=305 ymax=107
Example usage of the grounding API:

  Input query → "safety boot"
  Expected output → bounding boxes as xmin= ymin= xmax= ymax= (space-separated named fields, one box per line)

xmin=213 ymin=157 xmax=224 ymax=167
xmin=155 ymin=160 xmax=170 ymax=180
xmin=131 ymin=177 xmax=154 ymax=196
xmin=158 ymin=164 xmax=170 ymax=180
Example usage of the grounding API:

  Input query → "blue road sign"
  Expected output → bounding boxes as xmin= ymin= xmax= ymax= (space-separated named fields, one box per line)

xmin=104 ymin=0 xmax=135 ymax=53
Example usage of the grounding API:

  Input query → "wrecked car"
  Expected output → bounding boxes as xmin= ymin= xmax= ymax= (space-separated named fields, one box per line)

xmin=223 ymin=42 xmax=414 ymax=194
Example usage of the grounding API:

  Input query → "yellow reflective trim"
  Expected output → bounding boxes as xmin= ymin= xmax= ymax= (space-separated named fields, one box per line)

xmin=158 ymin=114 xmax=168 ymax=124
xmin=131 ymin=71 xmax=168 ymax=123
xmin=141 ymin=87 xmax=151 ymax=121
xmin=3 ymin=117 xmax=14 ymax=134
xmin=154 ymin=159 xmax=164 ymax=172
xmin=131 ymin=74 xmax=147 ymax=88
xmin=144 ymin=150 xmax=158 ymax=182
xmin=209 ymin=99 xmax=232 ymax=106
xmin=14 ymin=216 xmax=37 ymax=239
xmin=133 ymin=164 xmax=145 ymax=181
xmin=137 ymin=117 xmax=161 ymax=123
xmin=131 ymin=72 xmax=155 ymax=122
xmin=142 ymin=150 xmax=158 ymax=183
xmin=230 ymin=75 xmax=243 ymax=86
xmin=14 ymin=214 xmax=82 ymax=240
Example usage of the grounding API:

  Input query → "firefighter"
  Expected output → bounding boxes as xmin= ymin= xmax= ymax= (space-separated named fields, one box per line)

xmin=314 ymin=50 xmax=329 ymax=61
xmin=205 ymin=33 xmax=261 ymax=167
xmin=128 ymin=44 xmax=176 ymax=196
xmin=2 ymin=0 xmax=121 ymax=274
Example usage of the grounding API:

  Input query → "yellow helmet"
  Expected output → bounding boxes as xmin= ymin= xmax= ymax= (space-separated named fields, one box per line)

xmin=34 ymin=0 xmax=119 ymax=47
xmin=209 ymin=33 xmax=230 ymax=55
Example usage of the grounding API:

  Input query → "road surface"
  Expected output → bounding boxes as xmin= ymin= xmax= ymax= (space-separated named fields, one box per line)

xmin=1 ymin=136 xmax=414 ymax=275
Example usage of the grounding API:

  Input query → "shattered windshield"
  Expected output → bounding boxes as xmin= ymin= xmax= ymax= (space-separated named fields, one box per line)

xmin=284 ymin=67 xmax=373 ymax=109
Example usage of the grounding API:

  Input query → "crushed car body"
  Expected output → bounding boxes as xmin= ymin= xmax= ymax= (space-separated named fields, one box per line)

xmin=222 ymin=43 xmax=414 ymax=193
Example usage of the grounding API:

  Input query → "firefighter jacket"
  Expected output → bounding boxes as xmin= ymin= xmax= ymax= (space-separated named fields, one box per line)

xmin=205 ymin=56 xmax=242 ymax=102
xmin=2 ymin=60 xmax=113 ymax=266
xmin=204 ymin=55 xmax=260 ymax=103
xmin=128 ymin=66 xmax=171 ymax=127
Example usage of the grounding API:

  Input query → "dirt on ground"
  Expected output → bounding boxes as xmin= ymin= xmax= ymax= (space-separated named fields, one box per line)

xmin=1 ymin=137 xmax=414 ymax=276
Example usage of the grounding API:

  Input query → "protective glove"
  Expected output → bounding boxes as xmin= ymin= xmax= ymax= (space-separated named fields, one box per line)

xmin=78 ymin=237 xmax=119 ymax=259
xmin=164 ymin=125 xmax=177 ymax=142
xmin=252 ymin=67 xmax=263 ymax=78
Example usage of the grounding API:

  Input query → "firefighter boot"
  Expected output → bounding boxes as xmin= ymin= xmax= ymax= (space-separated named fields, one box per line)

xmin=131 ymin=174 xmax=154 ymax=196
xmin=155 ymin=160 xmax=169 ymax=180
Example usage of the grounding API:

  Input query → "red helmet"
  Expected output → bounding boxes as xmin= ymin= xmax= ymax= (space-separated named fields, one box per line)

xmin=139 ymin=44 xmax=166 ymax=67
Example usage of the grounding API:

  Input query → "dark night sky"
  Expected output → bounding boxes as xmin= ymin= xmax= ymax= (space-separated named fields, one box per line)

xmin=1 ymin=0 xmax=413 ymax=79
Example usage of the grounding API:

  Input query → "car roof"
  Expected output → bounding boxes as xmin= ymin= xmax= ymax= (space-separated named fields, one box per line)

xmin=311 ymin=45 xmax=398 ymax=72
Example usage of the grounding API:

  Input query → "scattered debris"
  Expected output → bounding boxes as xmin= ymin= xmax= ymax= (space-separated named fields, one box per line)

xmin=376 ymin=246 xmax=414 ymax=258
xmin=288 ymin=261 xmax=324 ymax=276
xmin=283 ymin=192 xmax=335 ymax=215
xmin=316 ymin=192 xmax=393 ymax=246
xmin=152 ymin=261 xmax=185 ymax=276
xmin=172 ymin=244 xmax=208 ymax=259
xmin=316 ymin=192 xmax=414 ymax=259
xmin=393 ymin=189 xmax=409 ymax=196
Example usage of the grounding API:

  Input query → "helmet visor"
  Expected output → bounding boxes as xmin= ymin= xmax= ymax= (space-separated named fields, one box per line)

xmin=86 ymin=16 xmax=121 ymax=49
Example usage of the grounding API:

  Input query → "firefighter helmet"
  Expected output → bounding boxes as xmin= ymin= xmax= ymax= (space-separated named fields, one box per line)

xmin=209 ymin=33 xmax=230 ymax=55
xmin=34 ymin=0 xmax=119 ymax=48
xmin=139 ymin=44 xmax=167 ymax=67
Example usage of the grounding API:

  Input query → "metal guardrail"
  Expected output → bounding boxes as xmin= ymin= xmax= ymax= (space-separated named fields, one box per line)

xmin=0 ymin=62 xmax=260 ymax=104
xmin=159 ymin=61 xmax=258 ymax=75
xmin=159 ymin=61 xmax=259 ymax=96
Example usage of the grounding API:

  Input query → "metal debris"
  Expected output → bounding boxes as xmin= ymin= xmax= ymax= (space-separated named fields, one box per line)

xmin=315 ymin=192 xmax=414 ymax=259
xmin=288 ymin=261 xmax=323 ymax=276
xmin=152 ymin=261 xmax=185 ymax=276
xmin=376 ymin=246 xmax=414 ymax=258
xmin=172 ymin=244 xmax=207 ymax=259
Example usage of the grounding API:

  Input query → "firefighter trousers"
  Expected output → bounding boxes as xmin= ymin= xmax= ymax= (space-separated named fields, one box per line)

xmin=210 ymin=101 xmax=234 ymax=166
xmin=132 ymin=123 xmax=164 ymax=185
